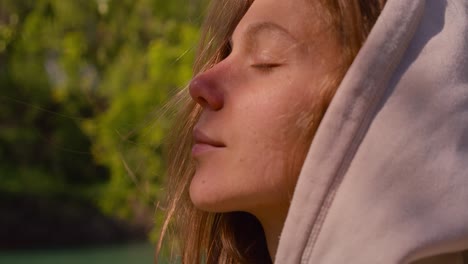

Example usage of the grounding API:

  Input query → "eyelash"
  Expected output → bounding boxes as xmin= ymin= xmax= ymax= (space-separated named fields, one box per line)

xmin=251 ymin=63 xmax=282 ymax=72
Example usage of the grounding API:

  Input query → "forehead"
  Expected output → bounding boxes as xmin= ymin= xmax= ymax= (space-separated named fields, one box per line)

xmin=232 ymin=0 xmax=324 ymax=42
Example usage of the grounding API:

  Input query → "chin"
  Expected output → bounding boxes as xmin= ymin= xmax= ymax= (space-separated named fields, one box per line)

xmin=189 ymin=179 xmax=246 ymax=213
xmin=189 ymin=195 xmax=231 ymax=213
xmin=189 ymin=186 xmax=229 ymax=213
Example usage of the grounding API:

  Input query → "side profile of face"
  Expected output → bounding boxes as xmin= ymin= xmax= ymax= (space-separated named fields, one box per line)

xmin=189 ymin=0 xmax=340 ymax=219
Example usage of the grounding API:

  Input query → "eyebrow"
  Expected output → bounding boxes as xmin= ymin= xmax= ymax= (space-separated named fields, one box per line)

xmin=230 ymin=21 xmax=299 ymax=47
xmin=245 ymin=22 xmax=298 ymax=43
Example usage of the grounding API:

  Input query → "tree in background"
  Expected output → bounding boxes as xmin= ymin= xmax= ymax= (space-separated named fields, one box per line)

xmin=0 ymin=0 xmax=205 ymax=244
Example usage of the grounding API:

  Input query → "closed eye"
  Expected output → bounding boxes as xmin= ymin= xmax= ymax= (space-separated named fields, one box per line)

xmin=251 ymin=63 xmax=282 ymax=72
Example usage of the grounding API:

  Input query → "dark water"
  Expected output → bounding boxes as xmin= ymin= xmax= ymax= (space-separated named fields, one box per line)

xmin=0 ymin=243 xmax=157 ymax=264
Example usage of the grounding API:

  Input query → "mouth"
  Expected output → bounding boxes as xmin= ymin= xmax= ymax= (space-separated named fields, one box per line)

xmin=192 ymin=129 xmax=226 ymax=156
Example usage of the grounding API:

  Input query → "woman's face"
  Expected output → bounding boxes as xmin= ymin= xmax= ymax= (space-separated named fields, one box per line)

xmin=189 ymin=0 xmax=340 ymax=217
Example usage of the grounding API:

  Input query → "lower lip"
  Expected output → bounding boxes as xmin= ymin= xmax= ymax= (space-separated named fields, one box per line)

xmin=191 ymin=143 xmax=224 ymax=156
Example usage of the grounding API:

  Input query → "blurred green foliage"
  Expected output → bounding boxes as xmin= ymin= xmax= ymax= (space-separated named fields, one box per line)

xmin=0 ymin=0 xmax=206 ymax=241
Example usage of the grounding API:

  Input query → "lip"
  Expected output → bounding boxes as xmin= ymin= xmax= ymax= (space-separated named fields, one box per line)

xmin=192 ymin=129 xmax=226 ymax=156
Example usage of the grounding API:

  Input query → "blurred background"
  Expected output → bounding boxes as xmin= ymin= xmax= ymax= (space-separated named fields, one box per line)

xmin=0 ymin=0 xmax=207 ymax=263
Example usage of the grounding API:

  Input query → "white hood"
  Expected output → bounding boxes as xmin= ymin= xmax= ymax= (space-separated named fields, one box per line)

xmin=276 ymin=0 xmax=468 ymax=263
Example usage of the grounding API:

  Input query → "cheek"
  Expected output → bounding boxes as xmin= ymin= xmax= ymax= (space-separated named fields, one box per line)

xmin=233 ymin=79 xmax=316 ymax=152
xmin=231 ymin=79 xmax=317 ymax=182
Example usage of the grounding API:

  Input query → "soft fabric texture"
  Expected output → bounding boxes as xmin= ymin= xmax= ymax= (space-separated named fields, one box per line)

xmin=275 ymin=0 xmax=468 ymax=263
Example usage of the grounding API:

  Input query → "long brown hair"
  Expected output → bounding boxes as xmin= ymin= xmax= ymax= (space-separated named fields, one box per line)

xmin=156 ymin=0 xmax=386 ymax=263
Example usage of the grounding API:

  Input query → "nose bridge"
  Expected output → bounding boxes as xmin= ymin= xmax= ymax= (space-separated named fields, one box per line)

xmin=189 ymin=60 xmax=229 ymax=111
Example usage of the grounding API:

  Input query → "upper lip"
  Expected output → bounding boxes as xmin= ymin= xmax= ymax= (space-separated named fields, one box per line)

xmin=193 ymin=129 xmax=226 ymax=147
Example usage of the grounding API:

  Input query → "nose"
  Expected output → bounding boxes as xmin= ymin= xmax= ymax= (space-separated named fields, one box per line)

xmin=189 ymin=71 xmax=225 ymax=111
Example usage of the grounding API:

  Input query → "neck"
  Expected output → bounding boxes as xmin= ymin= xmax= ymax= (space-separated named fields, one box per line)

xmin=253 ymin=205 xmax=289 ymax=262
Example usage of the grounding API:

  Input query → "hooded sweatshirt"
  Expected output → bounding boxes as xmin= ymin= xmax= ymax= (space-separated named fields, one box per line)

xmin=275 ymin=0 xmax=468 ymax=263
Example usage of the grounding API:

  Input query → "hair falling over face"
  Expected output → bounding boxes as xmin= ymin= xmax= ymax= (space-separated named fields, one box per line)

xmin=156 ymin=0 xmax=386 ymax=263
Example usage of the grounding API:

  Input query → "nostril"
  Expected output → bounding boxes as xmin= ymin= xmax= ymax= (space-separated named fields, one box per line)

xmin=197 ymin=96 xmax=209 ymax=108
